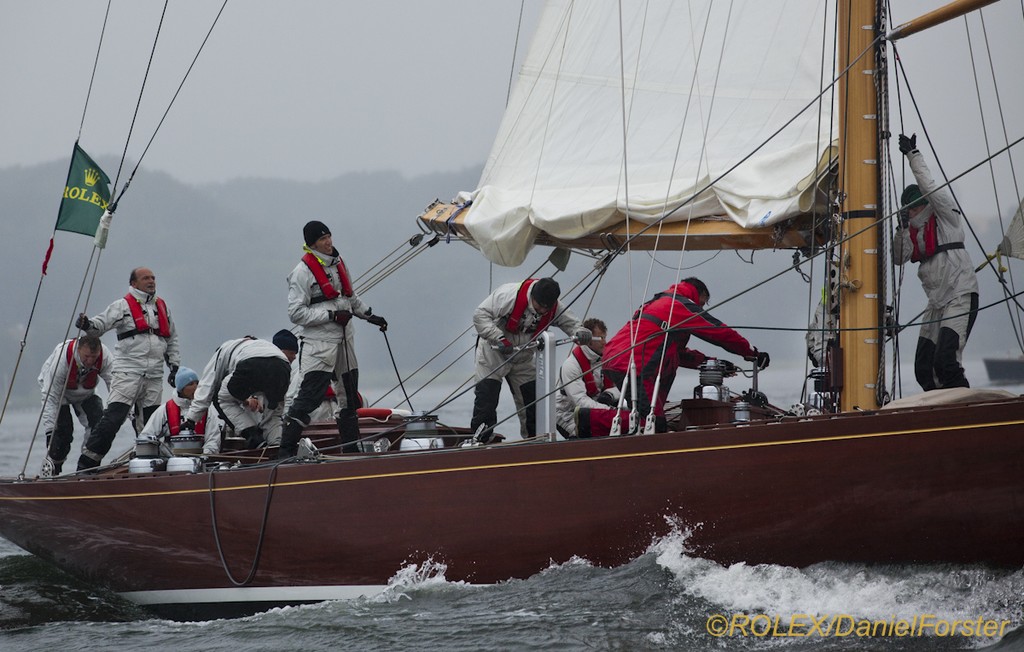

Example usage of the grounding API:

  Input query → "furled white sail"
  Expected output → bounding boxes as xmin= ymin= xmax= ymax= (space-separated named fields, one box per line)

xmin=461 ymin=0 xmax=838 ymax=266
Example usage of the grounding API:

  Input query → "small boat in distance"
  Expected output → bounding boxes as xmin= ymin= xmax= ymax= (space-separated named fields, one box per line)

xmin=984 ymin=356 xmax=1024 ymax=383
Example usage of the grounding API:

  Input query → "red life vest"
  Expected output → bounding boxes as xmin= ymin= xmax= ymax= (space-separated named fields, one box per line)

xmin=164 ymin=399 xmax=207 ymax=436
xmin=908 ymin=214 xmax=965 ymax=262
xmin=65 ymin=340 xmax=102 ymax=390
xmin=124 ymin=293 xmax=170 ymax=337
xmin=571 ymin=345 xmax=613 ymax=397
xmin=302 ymin=252 xmax=353 ymax=300
xmin=505 ymin=279 xmax=556 ymax=334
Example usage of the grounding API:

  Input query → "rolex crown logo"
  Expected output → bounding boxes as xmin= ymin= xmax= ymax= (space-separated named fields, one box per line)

xmin=84 ymin=168 xmax=100 ymax=186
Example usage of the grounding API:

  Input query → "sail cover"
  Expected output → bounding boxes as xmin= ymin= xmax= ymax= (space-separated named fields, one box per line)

xmin=461 ymin=0 xmax=837 ymax=266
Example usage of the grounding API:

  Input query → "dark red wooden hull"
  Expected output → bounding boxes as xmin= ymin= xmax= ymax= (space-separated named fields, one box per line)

xmin=0 ymin=396 xmax=1022 ymax=618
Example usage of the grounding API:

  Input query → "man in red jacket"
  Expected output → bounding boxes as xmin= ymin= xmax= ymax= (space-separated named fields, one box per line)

xmin=601 ymin=277 xmax=769 ymax=434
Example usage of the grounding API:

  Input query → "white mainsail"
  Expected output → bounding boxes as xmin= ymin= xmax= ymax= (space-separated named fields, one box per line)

xmin=461 ymin=0 xmax=838 ymax=266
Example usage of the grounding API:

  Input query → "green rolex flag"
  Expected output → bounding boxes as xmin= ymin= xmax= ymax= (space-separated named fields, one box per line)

xmin=55 ymin=143 xmax=111 ymax=236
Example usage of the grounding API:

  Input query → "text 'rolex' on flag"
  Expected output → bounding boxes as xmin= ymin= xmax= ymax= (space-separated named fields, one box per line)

xmin=55 ymin=143 xmax=111 ymax=237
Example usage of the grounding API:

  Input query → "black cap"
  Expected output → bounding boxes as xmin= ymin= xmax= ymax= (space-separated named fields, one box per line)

xmin=303 ymin=220 xmax=331 ymax=247
xmin=531 ymin=278 xmax=560 ymax=309
xmin=272 ymin=329 xmax=298 ymax=351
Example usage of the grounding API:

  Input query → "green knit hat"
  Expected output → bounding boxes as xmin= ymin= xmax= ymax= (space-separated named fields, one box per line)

xmin=901 ymin=184 xmax=925 ymax=210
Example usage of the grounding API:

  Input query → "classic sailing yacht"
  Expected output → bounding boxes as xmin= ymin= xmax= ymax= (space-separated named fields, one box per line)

xmin=0 ymin=0 xmax=1020 ymax=619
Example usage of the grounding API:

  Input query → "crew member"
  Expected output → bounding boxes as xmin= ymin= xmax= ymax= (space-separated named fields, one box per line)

xmin=75 ymin=267 xmax=180 ymax=471
xmin=894 ymin=133 xmax=980 ymax=390
xmin=602 ymin=277 xmax=768 ymax=433
xmin=280 ymin=221 xmax=388 ymax=458
xmin=184 ymin=336 xmax=292 ymax=450
xmin=37 ymin=335 xmax=112 ymax=476
xmin=471 ymin=277 xmax=591 ymax=442
xmin=555 ymin=318 xmax=624 ymax=438
xmin=139 ymin=367 xmax=222 ymax=455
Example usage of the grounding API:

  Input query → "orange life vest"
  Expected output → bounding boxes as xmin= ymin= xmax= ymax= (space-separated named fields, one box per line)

xmin=505 ymin=279 xmax=556 ymax=334
xmin=65 ymin=340 xmax=102 ymax=390
xmin=302 ymin=252 xmax=353 ymax=301
xmin=124 ymin=293 xmax=170 ymax=338
xmin=164 ymin=399 xmax=207 ymax=436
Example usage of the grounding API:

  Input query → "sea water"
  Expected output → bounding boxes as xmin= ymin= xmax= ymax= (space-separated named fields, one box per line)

xmin=1 ymin=364 xmax=1022 ymax=651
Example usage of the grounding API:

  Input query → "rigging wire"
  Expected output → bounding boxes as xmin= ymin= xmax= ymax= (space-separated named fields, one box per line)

xmin=112 ymin=0 xmax=230 ymax=208
xmin=110 ymin=0 xmax=169 ymax=200
xmin=505 ymin=0 xmax=526 ymax=108
xmin=78 ymin=0 xmax=113 ymax=140
xmin=639 ymin=0 xmax=735 ymax=432
xmin=965 ymin=11 xmax=1024 ymax=350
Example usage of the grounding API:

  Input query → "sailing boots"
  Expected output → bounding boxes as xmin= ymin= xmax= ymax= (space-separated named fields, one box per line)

xmin=336 ymin=409 xmax=360 ymax=454
xmin=470 ymin=378 xmax=502 ymax=444
xmin=279 ymin=417 xmax=305 ymax=460
xmin=78 ymin=401 xmax=132 ymax=471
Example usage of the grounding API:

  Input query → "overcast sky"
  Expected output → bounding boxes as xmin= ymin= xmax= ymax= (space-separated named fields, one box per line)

xmin=1 ymin=1 xmax=543 ymax=185
xmin=2 ymin=0 xmax=1021 ymax=202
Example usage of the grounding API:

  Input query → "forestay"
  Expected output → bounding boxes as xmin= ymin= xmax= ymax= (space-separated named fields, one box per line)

xmin=460 ymin=0 xmax=838 ymax=266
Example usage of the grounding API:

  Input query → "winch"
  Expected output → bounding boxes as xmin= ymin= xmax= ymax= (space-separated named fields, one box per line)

xmin=400 ymin=411 xmax=443 ymax=451
xmin=693 ymin=358 xmax=730 ymax=402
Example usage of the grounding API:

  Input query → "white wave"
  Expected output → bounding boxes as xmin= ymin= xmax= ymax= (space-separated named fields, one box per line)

xmin=649 ymin=518 xmax=1024 ymax=626
xmin=374 ymin=557 xmax=469 ymax=603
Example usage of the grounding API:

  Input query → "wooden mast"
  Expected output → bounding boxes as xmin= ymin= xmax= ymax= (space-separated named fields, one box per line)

xmin=837 ymin=0 xmax=883 ymax=411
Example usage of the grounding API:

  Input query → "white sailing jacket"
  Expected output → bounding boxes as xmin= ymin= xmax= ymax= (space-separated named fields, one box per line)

xmin=555 ymin=344 xmax=619 ymax=435
xmin=893 ymin=151 xmax=979 ymax=309
xmin=473 ymin=281 xmax=582 ymax=347
xmin=186 ymin=337 xmax=289 ymax=423
xmin=287 ymin=249 xmax=371 ymax=344
xmin=37 ymin=338 xmax=113 ymax=432
xmin=140 ymin=394 xmax=222 ymax=455
xmin=84 ymin=287 xmax=180 ymax=377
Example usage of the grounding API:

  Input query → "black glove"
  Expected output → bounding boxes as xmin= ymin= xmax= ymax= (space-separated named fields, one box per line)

xmin=180 ymin=418 xmax=196 ymax=433
xmin=330 ymin=310 xmax=352 ymax=326
xmin=720 ymin=359 xmax=739 ymax=377
xmin=366 ymin=314 xmax=388 ymax=332
xmin=167 ymin=365 xmax=179 ymax=388
xmin=898 ymin=133 xmax=917 ymax=156
xmin=595 ymin=390 xmax=618 ymax=407
xmin=497 ymin=338 xmax=514 ymax=356
xmin=755 ymin=351 xmax=770 ymax=370
xmin=75 ymin=313 xmax=92 ymax=331
xmin=898 ymin=208 xmax=909 ymax=228
xmin=574 ymin=327 xmax=593 ymax=346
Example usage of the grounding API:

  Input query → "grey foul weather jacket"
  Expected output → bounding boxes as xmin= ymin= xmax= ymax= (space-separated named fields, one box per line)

xmin=893 ymin=151 xmax=979 ymax=309
xmin=83 ymin=287 xmax=180 ymax=378
xmin=37 ymin=338 xmax=114 ymax=432
xmin=287 ymin=248 xmax=371 ymax=344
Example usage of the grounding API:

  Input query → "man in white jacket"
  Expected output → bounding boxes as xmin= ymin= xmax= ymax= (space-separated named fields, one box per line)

xmin=75 ymin=267 xmax=180 ymax=471
xmin=37 ymin=335 xmax=112 ymax=476
xmin=280 ymin=221 xmax=388 ymax=459
xmin=139 ymin=367 xmax=222 ymax=455
xmin=471 ymin=277 xmax=590 ymax=442
xmin=893 ymin=134 xmax=980 ymax=390
xmin=555 ymin=318 xmax=621 ymax=439
xmin=184 ymin=337 xmax=292 ymax=450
